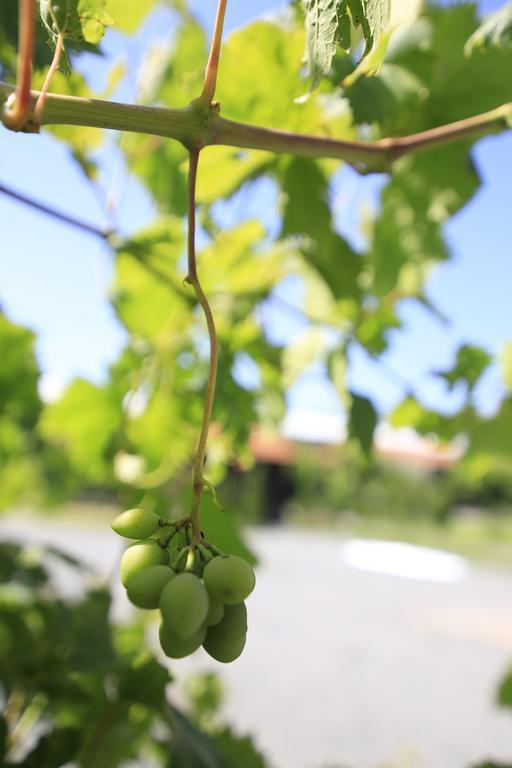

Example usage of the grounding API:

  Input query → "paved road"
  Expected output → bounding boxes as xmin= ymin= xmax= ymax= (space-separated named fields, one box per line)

xmin=1 ymin=518 xmax=512 ymax=768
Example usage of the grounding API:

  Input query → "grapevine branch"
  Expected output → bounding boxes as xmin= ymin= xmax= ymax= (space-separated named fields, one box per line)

xmin=185 ymin=149 xmax=219 ymax=542
xmin=182 ymin=0 xmax=226 ymax=542
xmin=2 ymin=0 xmax=35 ymax=130
xmin=1 ymin=81 xmax=510 ymax=173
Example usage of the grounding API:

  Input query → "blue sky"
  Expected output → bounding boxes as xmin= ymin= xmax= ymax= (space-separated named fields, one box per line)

xmin=0 ymin=0 xmax=511 ymax=439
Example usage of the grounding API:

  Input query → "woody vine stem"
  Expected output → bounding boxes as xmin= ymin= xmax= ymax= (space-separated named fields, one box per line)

xmin=185 ymin=0 xmax=227 ymax=542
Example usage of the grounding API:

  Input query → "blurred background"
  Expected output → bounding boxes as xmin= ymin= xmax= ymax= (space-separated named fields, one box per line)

xmin=1 ymin=0 xmax=512 ymax=766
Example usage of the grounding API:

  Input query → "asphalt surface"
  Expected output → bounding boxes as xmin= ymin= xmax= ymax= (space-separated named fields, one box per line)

xmin=1 ymin=518 xmax=512 ymax=768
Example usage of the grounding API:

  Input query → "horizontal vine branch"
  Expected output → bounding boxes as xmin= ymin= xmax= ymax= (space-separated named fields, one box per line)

xmin=1 ymin=81 xmax=511 ymax=173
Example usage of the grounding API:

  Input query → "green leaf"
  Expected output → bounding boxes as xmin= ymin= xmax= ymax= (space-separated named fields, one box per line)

xmin=301 ymin=0 xmax=345 ymax=90
xmin=465 ymin=2 xmax=512 ymax=54
xmin=301 ymin=0 xmax=390 ymax=88
xmin=213 ymin=728 xmax=269 ymax=768
xmin=15 ymin=728 xmax=81 ymax=768
xmin=39 ymin=379 xmax=122 ymax=482
xmin=281 ymin=157 xmax=362 ymax=300
xmin=435 ymin=344 xmax=492 ymax=393
xmin=282 ymin=328 xmax=328 ymax=389
xmin=497 ymin=666 xmax=512 ymax=709
xmin=0 ymin=312 xmax=41 ymax=425
xmin=106 ymin=0 xmax=157 ymax=33
xmin=199 ymin=492 xmax=257 ymax=567
xmin=348 ymin=392 xmax=377 ymax=456
xmin=166 ymin=705 xmax=227 ymax=768
xmin=468 ymin=398 xmax=512 ymax=459
xmin=370 ymin=162 xmax=449 ymax=296
xmin=218 ymin=20 xmax=330 ymax=134
xmin=113 ymin=218 xmax=190 ymax=343
xmin=501 ymin=342 xmax=512 ymax=390
xmin=389 ymin=395 xmax=463 ymax=441
xmin=69 ymin=589 xmax=116 ymax=673
xmin=39 ymin=0 xmax=112 ymax=45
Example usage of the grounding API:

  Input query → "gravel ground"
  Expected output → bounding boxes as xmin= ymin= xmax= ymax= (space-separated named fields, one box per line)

xmin=1 ymin=518 xmax=512 ymax=768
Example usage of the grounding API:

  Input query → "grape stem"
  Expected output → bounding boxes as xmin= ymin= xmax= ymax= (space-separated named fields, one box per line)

xmin=185 ymin=148 xmax=219 ymax=544
xmin=1 ymin=0 xmax=35 ymax=131
xmin=34 ymin=33 xmax=63 ymax=124
xmin=199 ymin=0 xmax=228 ymax=107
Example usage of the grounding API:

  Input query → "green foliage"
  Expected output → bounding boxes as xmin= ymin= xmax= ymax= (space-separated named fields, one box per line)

xmin=0 ymin=540 xmax=267 ymax=768
xmin=465 ymin=2 xmax=512 ymax=53
xmin=348 ymin=392 xmax=378 ymax=457
xmin=435 ymin=344 xmax=492 ymax=394
xmin=301 ymin=0 xmax=391 ymax=88
xmin=39 ymin=0 xmax=113 ymax=46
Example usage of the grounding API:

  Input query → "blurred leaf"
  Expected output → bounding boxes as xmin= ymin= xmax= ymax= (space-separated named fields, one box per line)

xmin=389 ymin=395 xmax=464 ymax=441
xmin=348 ymin=392 xmax=377 ymax=456
xmin=497 ymin=666 xmax=512 ymax=709
xmin=40 ymin=379 xmax=122 ymax=483
xmin=282 ymin=328 xmax=328 ymax=388
xmin=435 ymin=344 xmax=492 ymax=393
xmin=196 ymin=148 xmax=272 ymax=205
xmin=166 ymin=704 xmax=226 ymax=768
xmin=113 ymin=218 xmax=190 ymax=343
xmin=199 ymin=492 xmax=257 ymax=567
xmin=465 ymin=2 xmax=512 ymax=54
xmin=218 ymin=20 xmax=331 ymax=134
xmin=468 ymin=398 xmax=512 ymax=459
xmin=0 ymin=312 xmax=40 ymax=425
xmin=68 ymin=589 xmax=116 ymax=673
xmin=501 ymin=342 xmax=512 ymax=390
xmin=14 ymin=727 xmax=82 ymax=768
xmin=107 ymin=0 xmax=157 ymax=33
xmin=214 ymin=727 xmax=269 ymax=768
xmin=371 ymin=163 xmax=449 ymax=296
xmin=281 ymin=158 xmax=362 ymax=300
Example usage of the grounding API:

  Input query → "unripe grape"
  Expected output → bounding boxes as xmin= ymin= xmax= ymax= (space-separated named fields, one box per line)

xmin=203 ymin=555 xmax=255 ymax=605
xmin=126 ymin=565 xmax=175 ymax=609
xmin=159 ymin=622 xmax=206 ymax=659
xmin=206 ymin=599 xmax=224 ymax=626
xmin=112 ymin=508 xmax=160 ymax=540
xmin=159 ymin=572 xmax=209 ymax=639
xmin=203 ymin=602 xmax=247 ymax=663
xmin=120 ymin=540 xmax=167 ymax=587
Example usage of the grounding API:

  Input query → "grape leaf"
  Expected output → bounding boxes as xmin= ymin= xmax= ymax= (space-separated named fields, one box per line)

xmin=435 ymin=344 xmax=492 ymax=393
xmin=348 ymin=391 xmax=377 ymax=457
xmin=280 ymin=157 xmax=362 ymax=300
xmin=465 ymin=2 xmax=512 ymax=54
xmin=213 ymin=728 xmax=269 ymax=768
xmin=501 ymin=342 xmax=512 ymax=390
xmin=106 ymin=0 xmax=157 ymax=33
xmin=497 ymin=666 xmax=512 ymax=709
xmin=39 ymin=0 xmax=113 ymax=46
xmin=39 ymin=379 xmax=122 ymax=483
xmin=302 ymin=0 xmax=391 ymax=89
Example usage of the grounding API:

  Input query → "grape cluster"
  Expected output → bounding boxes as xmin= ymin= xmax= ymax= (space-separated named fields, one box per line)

xmin=111 ymin=507 xmax=255 ymax=663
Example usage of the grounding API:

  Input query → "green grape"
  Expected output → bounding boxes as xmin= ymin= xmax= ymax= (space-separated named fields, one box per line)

xmin=111 ymin=508 xmax=160 ymax=540
xmin=203 ymin=555 xmax=255 ymax=605
xmin=159 ymin=622 xmax=206 ymax=659
xmin=159 ymin=572 xmax=209 ymax=639
xmin=203 ymin=602 xmax=247 ymax=663
xmin=205 ymin=598 xmax=224 ymax=626
xmin=120 ymin=540 xmax=167 ymax=587
xmin=126 ymin=565 xmax=175 ymax=609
